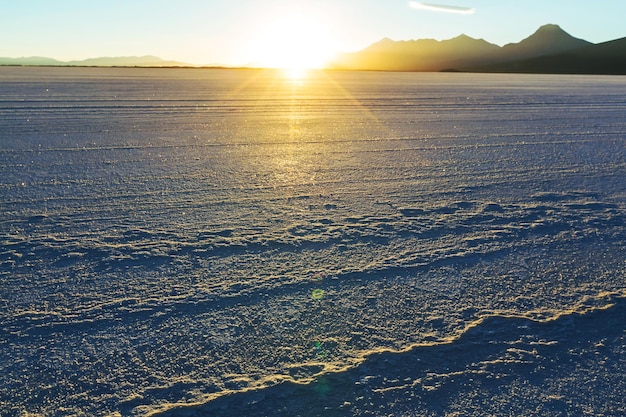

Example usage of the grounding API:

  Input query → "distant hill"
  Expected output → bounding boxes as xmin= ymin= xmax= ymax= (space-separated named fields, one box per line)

xmin=0 ymin=56 xmax=64 ymax=66
xmin=329 ymin=24 xmax=624 ymax=75
xmin=0 ymin=55 xmax=190 ymax=67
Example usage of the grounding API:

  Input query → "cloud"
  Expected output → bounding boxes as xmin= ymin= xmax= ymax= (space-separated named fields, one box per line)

xmin=409 ymin=2 xmax=476 ymax=15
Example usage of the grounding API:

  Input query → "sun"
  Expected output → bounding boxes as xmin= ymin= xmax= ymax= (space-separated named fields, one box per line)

xmin=248 ymin=13 xmax=336 ymax=71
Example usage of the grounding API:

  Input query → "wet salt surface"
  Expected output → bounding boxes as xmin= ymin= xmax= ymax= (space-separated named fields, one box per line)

xmin=0 ymin=67 xmax=625 ymax=416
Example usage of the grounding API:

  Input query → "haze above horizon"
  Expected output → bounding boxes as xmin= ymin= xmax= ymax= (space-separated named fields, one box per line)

xmin=2 ymin=0 xmax=625 ymax=69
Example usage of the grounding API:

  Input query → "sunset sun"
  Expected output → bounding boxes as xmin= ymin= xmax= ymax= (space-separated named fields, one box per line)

xmin=249 ymin=13 xmax=336 ymax=72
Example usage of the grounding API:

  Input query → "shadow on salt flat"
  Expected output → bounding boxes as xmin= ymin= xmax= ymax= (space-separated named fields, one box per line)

xmin=154 ymin=296 xmax=626 ymax=417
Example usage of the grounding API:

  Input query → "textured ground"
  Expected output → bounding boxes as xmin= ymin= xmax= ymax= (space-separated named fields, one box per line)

xmin=0 ymin=67 xmax=624 ymax=416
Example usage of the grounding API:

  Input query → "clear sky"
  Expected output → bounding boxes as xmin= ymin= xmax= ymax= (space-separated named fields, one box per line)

xmin=1 ymin=0 xmax=625 ymax=67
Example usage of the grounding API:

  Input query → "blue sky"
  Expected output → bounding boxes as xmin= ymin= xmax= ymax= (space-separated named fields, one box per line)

xmin=1 ymin=0 xmax=625 ymax=66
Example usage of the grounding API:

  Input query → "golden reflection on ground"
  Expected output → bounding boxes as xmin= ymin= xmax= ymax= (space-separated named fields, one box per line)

xmin=223 ymin=68 xmax=388 ymax=136
xmin=219 ymin=68 xmax=396 ymax=191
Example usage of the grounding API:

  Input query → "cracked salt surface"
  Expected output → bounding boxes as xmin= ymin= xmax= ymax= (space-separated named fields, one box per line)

xmin=1 ymin=67 xmax=625 ymax=416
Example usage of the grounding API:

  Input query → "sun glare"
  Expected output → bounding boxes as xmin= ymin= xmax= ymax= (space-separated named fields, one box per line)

xmin=249 ymin=13 xmax=336 ymax=71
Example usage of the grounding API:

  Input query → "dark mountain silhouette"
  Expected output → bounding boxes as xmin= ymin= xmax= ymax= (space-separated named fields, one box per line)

xmin=329 ymin=24 xmax=624 ymax=74
xmin=330 ymin=34 xmax=501 ymax=72
xmin=498 ymin=24 xmax=592 ymax=61
xmin=464 ymin=36 xmax=626 ymax=75
xmin=0 ymin=55 xmax=190 ymax=67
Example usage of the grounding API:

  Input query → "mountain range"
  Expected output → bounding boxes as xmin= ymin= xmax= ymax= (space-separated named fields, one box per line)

xmin=0 ymin=55 xmax=189 ymax=67
xmin=2 ymin=25 xmax=625 ymax=74
xmin=329 ymin=24 xmax=626 ymax=75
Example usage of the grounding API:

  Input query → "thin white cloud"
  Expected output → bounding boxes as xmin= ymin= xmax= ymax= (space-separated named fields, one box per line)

xmin=409 ymin=2 xmax=476 ymax=15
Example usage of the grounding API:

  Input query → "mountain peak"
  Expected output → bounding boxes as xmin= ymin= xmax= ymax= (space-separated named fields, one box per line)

xmin=452 ymin=34 xmax=474 ymax=41
xmin=524 ymin=24 xmax=579 ymax=43
xmin=502 ymin=24 xmax=592 ymax=58
xmin=536 ymin=24 xmax=564 ymax=33
xmin=529 ymin=24 xmax=580 ymax=40
xmin=370 ymin=37 xmax=395 ymax=47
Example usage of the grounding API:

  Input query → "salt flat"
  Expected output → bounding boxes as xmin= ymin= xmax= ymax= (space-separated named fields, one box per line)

xmin=1 ymin=67 xmax=625 ymax=416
